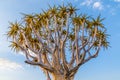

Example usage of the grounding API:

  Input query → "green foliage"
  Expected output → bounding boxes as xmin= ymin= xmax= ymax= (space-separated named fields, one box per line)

xmin=7 ymin=3 xmax=109 ymax=53
xmin=9 ymin=41 xmax=20 ymax=52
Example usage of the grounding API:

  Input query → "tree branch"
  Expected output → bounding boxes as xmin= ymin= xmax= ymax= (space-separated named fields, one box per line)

xmin=29 ymin=22 xmax=53 ymax=54
xmin=68 ymin=41 xmax=75 ymax=68
xmin=25 ymin=60 xmax=54 ymax=72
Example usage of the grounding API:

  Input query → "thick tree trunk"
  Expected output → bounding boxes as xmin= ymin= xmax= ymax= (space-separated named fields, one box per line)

xmin=52 ymin=73 xmax=74 ymax=80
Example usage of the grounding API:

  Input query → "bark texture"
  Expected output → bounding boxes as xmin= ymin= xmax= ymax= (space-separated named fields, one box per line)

xmin=7 ymin=4 xmax=109 ymax=80
xmin=52 ymin=73 xmax=74 ymax=80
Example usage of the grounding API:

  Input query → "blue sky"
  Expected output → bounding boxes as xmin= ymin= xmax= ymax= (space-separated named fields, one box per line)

xmin=0 ymin=0 xmax=120 ymax=80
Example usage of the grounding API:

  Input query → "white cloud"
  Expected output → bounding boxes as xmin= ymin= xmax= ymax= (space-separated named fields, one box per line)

xmin=114 ymin=0 xmax=120 ymax=2
xmin=81 ymin=0 xmax=93 ymax=6
xmin=0 ymin=58 xmax=23 ymax=71
xmin=81 ymin=0 xmax=104 ymax=10
xmin=93 ymin=1 xmax=103 ymax=10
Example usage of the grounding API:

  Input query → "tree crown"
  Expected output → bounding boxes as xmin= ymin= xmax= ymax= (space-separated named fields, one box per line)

xmin=7 ymin=4 xmax=109 ymax=80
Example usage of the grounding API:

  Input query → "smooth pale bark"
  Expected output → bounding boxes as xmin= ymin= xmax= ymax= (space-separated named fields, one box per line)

xmin=7 ymin=5 xmax=108 ymax=80
xmin=52 ymin=73 xmax=74 ymax=80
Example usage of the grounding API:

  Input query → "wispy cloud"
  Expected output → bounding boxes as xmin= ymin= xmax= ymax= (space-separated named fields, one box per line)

xmin=93 ymin=1 xmax=103 ymax=10
xmin=110 ymin=8 xmax=116 ymax=15
xmin=114 ymin=0 xmax=120 ymax=2
xmin=105 ymin=2 xmax=119 ymax=16
xmin=81 ymin=0 xmax=93 ymax=6
xmin=81 ymin=0 xmax=104 ymax=10
xmin=0 ymin=58 xmax=23 ymax=71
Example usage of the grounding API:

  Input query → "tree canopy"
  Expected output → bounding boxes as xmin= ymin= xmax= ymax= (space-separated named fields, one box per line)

xmin=7 ymin=4 xmax=109 ymax=80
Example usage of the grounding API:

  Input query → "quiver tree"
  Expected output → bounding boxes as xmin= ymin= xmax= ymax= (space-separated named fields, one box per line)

xmin=7 ymin=4 xmax=109 ymax=80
